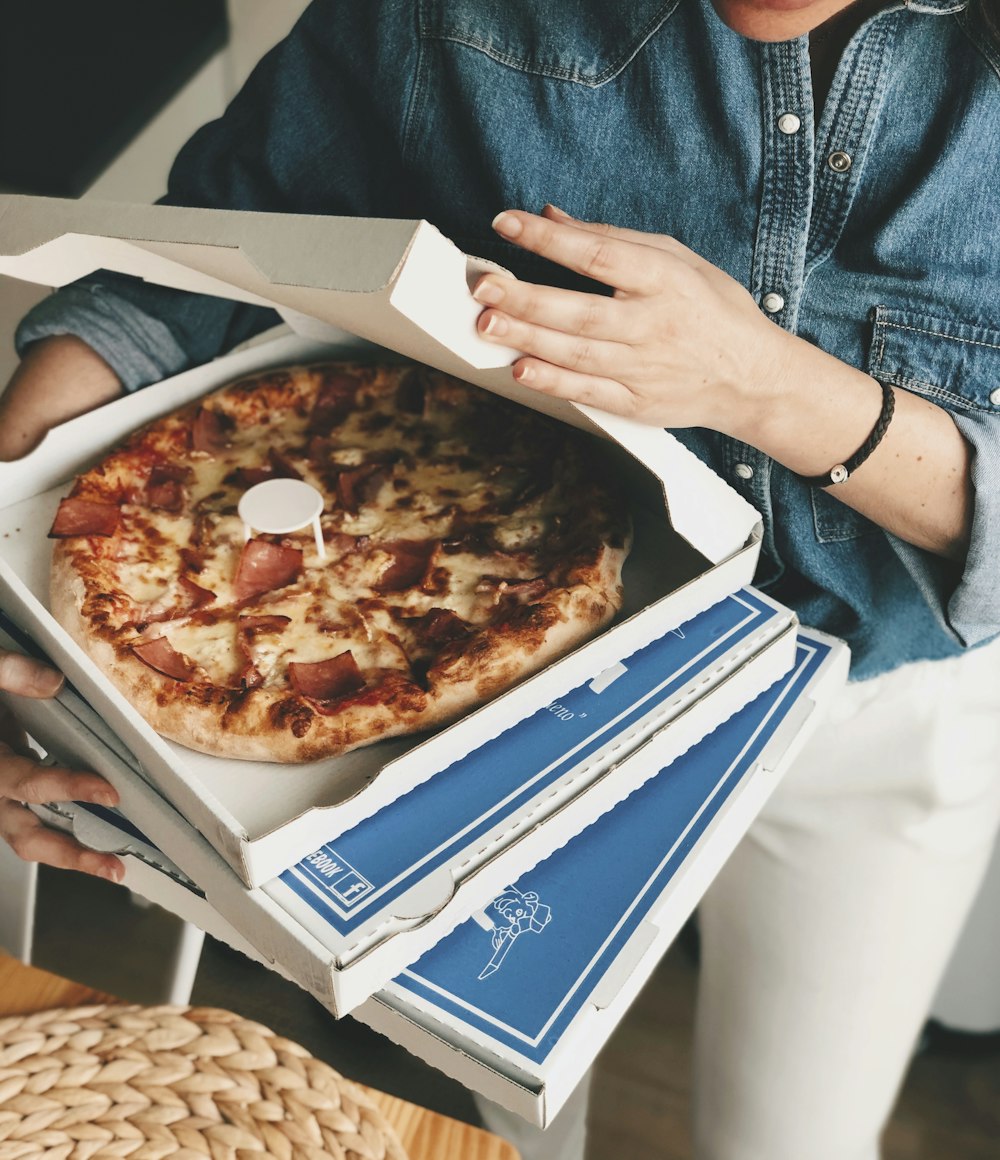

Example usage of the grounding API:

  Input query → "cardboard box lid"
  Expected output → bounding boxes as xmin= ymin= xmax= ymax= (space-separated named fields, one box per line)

xmin=359 ymin=629 xmax=849 ymax=1123
xmin=0 ymin=193 xmax=759 ymax=566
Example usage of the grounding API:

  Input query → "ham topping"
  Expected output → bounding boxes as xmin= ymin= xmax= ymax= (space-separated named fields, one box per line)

xmin=234 ymin=540 xmax=303 ymax=601
xmin=374 ymin=539 xmax=437 ymax=593
xmin=49 ymin=498 xmax=120 ymax=538
xmin=405 ymin=607 xmax=470 ymax=645
xmin=288 ymin=651 xmax=366 ymax=701
xmin=237 ymin=664 xmax=264 ymax=691
xmin=240 ymin=614 xmax=294 ymax=635
xmin=179 ymin=547 xmax=206 ymax=574
xmin=131 ymin=637 xmax=198 ymax=682
xmin=145 ymin=464 xmax=191 ymax=512
xmin=227 ymin=465 xmax=272 ymax=489
xmin=192 ymin=406 xmax=234 ymax=453
xmin=307 ymin=371 xmax=357 ymax=434
xmin=226 ymin=448 xmax=304 ymax=490
xmin=129 ymin=574 xmax=216 ymax=629
xmin=145 ymin=480 xmax=182 ymax=511
xmin=336 ymin=464 xmax=387 ymax=512
xmin=322 ymin=532 xmax=366 ymax=563
xmin=307 ymin=435 xmax=330 ymax=462
xmin=177 ymin=575 xmax=216 ymax=609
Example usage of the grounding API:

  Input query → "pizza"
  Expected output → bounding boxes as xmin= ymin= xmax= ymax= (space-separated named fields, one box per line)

xmin=48 ymin=361 xmax=631 ymax=762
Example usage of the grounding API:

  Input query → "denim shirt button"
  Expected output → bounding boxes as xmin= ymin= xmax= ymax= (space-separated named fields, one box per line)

xmin=734 ymin=462 xmax=754 ymax=480
xmin=990 ymin=387 xmax=1000 ymax=406
xmin=761 ymin=292 xmax=785 ymax=313
xmin=828 ymin=150 xmax=853 ymax=173
xmin=777 ymin=112 xmax=801 ymax=134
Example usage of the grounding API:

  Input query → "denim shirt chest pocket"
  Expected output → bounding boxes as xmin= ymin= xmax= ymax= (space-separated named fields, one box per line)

xmin=812 ymin=306 xmax=1000 ymax=544
xmin=418 ymin=0 xmax=679 ymax=86
xmin=869 ymin=307 xmax=1000 ymax=416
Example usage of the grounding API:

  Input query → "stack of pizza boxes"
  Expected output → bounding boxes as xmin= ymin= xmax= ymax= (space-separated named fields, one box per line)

xmin=0 ymin=195 xmax=849 ymax=1124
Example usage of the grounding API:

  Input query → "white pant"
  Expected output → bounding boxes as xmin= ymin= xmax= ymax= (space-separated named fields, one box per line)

xmin=477 ymin=641 xmax=1000 ymax=1160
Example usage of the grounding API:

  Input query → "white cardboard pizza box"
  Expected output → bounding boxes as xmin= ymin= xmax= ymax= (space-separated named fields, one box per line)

xmin=27 ymin=626 xmax=849 ymax=1125
xmin=0 ymin=194 xmax=769 ymax=887
xmin=2 ymin=587 xmax=794 ymax=1015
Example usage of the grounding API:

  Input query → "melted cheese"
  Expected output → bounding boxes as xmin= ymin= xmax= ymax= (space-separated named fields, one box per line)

xmin=71 ymin=364 xmax=616 ymax=696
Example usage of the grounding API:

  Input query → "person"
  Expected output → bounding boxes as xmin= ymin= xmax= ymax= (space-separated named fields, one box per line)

xmin=1 ymin=0 xmax=999 ymax=1156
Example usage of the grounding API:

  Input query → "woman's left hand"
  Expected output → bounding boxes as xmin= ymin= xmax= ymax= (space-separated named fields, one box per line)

xmin=474 ymin=205 xmax=794 ymax=438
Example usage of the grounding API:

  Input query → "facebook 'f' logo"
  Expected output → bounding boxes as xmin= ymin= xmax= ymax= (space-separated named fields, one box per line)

xmin=298 ymin=845 xmax=374 ymax=908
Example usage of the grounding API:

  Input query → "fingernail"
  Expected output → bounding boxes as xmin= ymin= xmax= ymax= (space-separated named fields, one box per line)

xmin=94 ymin=791 xmax=118 ymax=808
xmin=481 ymin=313 xmax=509 ymax=338
xmin=544 ymin=204 xmax=573 ymax=221
xmin=472 ymin=279 xmax=505 ymax=306
xmin=513 ymin=363 xmax=536 ymax=383
xmin=98 ymin=862 xmax=124 ymax=883
xmin=492 ymin=212 xmax=522 ymax=239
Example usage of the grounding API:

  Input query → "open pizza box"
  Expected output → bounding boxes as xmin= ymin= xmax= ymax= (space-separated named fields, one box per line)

xmin=3 ymin=587 xmax=794 ymax=1015
xmin=0 ymin=194 xmax=787 ymax=888
xmin=23 ymin=625 xmax=849 ymax=1125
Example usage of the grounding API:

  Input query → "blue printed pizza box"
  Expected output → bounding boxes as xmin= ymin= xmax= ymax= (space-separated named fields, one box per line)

xmin=0 ymin=196 xmax=766 ymax=888
xmin=6 ymin=588 xmax=795 ymax=1015
xmin=26 ymin=627 xmax=848 ymax=1124
xmin=261 ymin=589 xmax=794 ymax=1012
xmin=355 ymin=629 xmax=849 ymax=1123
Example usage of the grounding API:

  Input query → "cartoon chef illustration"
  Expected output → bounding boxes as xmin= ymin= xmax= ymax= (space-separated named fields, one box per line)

xmin=475 ymin=885 xmax=552 ymax=980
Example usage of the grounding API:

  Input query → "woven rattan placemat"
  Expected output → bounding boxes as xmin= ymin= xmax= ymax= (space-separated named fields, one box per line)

xmin=0 ymin=1003 xmax=409 ymax=1159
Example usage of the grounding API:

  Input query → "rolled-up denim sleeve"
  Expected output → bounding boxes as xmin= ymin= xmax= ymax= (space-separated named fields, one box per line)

xmin=15 ymin=277 xmax=278 ymax=392
xmin=17 ymin=281 xmax=191 ymax=393
xmin=13 ymin=0 xmax=417 ymax=390
xmin=888 ymin=409 xmax=1000 ymax=649
xmin=15 ymin=283 xmax=180 ymax=393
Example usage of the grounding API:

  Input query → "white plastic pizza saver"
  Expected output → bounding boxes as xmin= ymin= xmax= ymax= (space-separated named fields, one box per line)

xmin=238 ymin=479 xmax=326 ymax=559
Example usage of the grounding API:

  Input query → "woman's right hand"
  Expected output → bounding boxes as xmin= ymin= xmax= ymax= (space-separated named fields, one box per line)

xmin=0 ymin=649 xmax=124 ymax=881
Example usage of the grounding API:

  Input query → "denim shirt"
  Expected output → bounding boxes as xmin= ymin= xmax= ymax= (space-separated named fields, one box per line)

xmin=18 ymin=0 xmax=1000 ymax=679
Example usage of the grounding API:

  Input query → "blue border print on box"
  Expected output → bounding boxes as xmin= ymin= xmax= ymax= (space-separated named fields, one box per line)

xmin=391 ymin=638 xmax=831 ymax=1065
xmin=278 ymin=590 xmax=782 ymax=933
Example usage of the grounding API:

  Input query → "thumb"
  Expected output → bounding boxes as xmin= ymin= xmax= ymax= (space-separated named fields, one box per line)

xmin=0 ymin=650 xmax=65 ymax=698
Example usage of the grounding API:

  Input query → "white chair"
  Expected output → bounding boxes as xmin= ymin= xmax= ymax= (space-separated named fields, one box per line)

xmin=0 ymin=839 xmax=205 ymax=1005
xmin=0 ymin=839 xmax=37 ymax=964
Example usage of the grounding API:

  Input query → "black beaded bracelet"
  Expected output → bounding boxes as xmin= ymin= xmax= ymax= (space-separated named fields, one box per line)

xmin=799 ymin=380 xmax=896 ymax=488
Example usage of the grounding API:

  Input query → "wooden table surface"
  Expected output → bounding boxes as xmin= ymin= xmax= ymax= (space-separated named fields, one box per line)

xmin=0 ymin=951 xmax=519 ymax=1160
